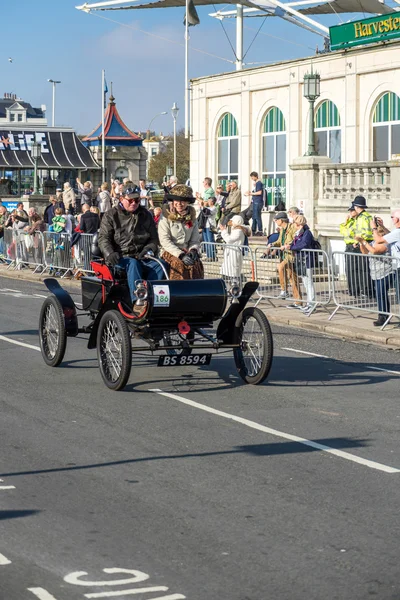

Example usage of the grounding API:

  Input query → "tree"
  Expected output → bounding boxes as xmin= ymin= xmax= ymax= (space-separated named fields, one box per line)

xmin=148 ymin=129 xmax=190 ymax=186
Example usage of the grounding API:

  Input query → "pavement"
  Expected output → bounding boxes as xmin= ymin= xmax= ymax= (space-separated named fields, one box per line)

xmin=0 ymin=275 xmax=399 ymax=600
xmin=2 ymin=262 xmax=400 ymax=351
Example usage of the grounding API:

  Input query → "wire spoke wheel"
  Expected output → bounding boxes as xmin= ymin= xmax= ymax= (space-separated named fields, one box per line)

xmin=233 ymin=307 xmax=273 ymax=385
xmin=97 ymin=310 xmax=131 ymax=391
xmin=39 ymin=296 xmax=67 ymax=367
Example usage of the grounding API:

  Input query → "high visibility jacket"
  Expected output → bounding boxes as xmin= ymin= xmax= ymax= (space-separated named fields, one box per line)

xmin=339 ymin=217 xmax=356 ymax=244
xmin=354 ymin=210 xmax=373 ymax=242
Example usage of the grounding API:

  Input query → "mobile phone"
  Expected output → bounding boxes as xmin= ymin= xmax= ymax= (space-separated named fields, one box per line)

xmin=374 ymin=216 xmax=379 ymax=227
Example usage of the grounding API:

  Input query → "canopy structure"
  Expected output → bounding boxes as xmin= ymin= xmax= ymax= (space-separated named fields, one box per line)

xmin=83 ymin=94 xmax=143 ymax=147
xmin=0 ymin=129 xmax=100 ymax=170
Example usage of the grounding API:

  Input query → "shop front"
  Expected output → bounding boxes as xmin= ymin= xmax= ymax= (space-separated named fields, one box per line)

xmin=0 ymin=128 xmax=100 ymax=197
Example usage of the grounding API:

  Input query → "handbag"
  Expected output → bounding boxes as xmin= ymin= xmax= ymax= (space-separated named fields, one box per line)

xmin=197 ymin=211 xmax=207 ymax=230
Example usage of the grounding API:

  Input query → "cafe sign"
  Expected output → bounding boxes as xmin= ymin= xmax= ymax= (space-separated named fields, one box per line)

xmin=330 ymin=12 xmax=400 ymax=51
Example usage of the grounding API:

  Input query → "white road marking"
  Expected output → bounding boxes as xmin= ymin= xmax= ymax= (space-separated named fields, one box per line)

xmin=27 ymin=588 xmax=59 ymax=600
xmin=366 ymin=366 xmax=400 ymax=376
xmin=0 ymin=553 xmax=11 ymax=565
xmin=150 ymin=389 xmax=400 ymax=474
xmin=0 ymin=335 xmax=40 ymax=352
xmin=281 ymin=347 xmax=329 ymax=358
xmin=0 ymin=486 xmax=15 ymax=490
xmin=282 ymin=347 xmax=400 ymax=376
xmin=85 ymin=587 xmax=169 ymax=598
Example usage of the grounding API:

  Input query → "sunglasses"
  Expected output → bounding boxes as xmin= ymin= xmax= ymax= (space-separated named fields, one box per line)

xmin=124 ymin=196 xmax=140 ymax=203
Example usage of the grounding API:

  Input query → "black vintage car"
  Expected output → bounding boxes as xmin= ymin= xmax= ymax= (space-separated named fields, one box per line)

xmin=38 ymin=256 xmax=273 ymax=391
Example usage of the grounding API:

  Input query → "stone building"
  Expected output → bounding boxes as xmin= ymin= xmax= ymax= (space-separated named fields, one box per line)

xmin=190 ymin=36 xmax=400 ymax=249
xmin=83 ymin=94 xmax=147 ymax=184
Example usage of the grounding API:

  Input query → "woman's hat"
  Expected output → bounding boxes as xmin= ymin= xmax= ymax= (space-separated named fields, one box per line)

xmin=167 ymin=184 xmax=196 ymax=203
xmin=353 ymin=195 xmax=368 ymax=208
xmin=231 ymin=215 xmax=244 ymax=226
xmin=274 ymin=211 xmax=289 ymax=221
xmin=348 ymin=203 xmax=355 ymax=211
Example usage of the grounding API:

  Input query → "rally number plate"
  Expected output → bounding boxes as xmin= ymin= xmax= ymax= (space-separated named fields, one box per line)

xmin=158 ymin=354 xmax=212 ymax=367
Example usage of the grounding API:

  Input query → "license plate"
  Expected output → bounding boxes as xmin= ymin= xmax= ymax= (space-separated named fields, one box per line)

xmin=158 ymin=354 xmax=212 ymax=367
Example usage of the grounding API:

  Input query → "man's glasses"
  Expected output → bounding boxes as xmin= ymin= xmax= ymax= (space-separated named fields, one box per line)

xmin=124 ymin=196 xmax=140 ymax=204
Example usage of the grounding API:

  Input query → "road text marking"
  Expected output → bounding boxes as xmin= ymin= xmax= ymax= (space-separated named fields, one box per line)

xmin=0 ymin=553 xmax=11 ymax=565
xmin=150 ymin=389 xmax=400 ymax=474
xmin=28 ymin=588 xmax=59 ymax=600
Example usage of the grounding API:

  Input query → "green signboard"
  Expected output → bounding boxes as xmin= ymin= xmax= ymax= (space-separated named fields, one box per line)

xmin=330 ymin=11 xmax=400 ymax=51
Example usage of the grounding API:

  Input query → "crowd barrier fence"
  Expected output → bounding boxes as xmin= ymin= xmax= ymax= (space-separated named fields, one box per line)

xmin=330 ymin=251 xmax=400 ymax=327
xmin=1 ymin=231 xmax=400 ymax=329
xmin=252 ymin=246 xmax=332 ymax=315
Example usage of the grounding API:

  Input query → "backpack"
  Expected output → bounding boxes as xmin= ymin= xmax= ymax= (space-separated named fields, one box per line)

xmin=311 ymin=237 xmax=321 ymax=250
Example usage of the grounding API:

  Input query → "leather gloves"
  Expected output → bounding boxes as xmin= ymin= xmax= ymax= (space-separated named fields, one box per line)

xmin=106 ymin=251 xmax=120 ymax=266
xmin=182 ymin=253 xmax=195 ymax=267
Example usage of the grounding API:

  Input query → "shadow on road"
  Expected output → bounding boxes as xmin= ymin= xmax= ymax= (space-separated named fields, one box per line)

xmin=0 ymin=437 xmax=370 ymax=479
xmin=0 ymin=510 xmax=40 ymax=521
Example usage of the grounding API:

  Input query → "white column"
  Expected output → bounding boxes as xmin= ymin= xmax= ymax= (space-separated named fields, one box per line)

xmin=236 ymin=4 xmax=243 ymax=71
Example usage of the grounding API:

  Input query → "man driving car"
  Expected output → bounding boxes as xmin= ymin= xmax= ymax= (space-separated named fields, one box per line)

xmin=98 ymin=184 xmax=165 ymax=315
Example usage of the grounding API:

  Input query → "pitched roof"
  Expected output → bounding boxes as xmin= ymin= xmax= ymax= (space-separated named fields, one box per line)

xmin=0 ymin=99 xmax=44 ymax=119
xmin=83 ymin=95 xmax=142 ymax=146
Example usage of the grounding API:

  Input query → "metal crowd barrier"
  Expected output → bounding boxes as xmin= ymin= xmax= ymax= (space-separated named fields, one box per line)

xmin=42 ymin=231 xmax=73 ymax=278
xmin=200 ymin=241 xmax=255 ymax=288
xmin=330 ymin=251 xmax=400 ymax=327
xmin=253 ymin=246 xmax=332 ymax=314
xmin=12 ymin=230 xmax=46 ymax=272
xmin=71 ymin=233 xmax=95 ymax=275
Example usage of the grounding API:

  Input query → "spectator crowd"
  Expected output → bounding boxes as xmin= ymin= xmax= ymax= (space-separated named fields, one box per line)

xmin=0 ymin=173 xmax=399 ymax=328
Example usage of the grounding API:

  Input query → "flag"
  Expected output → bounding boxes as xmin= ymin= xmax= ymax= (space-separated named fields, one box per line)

xmin=104 ymin=77 xmax=108 ymax=109
xmin=184 ymin=0 xmax=200 ymax=26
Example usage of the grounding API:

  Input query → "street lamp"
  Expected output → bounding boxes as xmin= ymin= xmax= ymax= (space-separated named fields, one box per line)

xmin=31 ymin=141 xmax=42 ymax=195
xmin=171 ymin=102 xmax=179 ymax=177
xmin=147 ymin=111 xmax=168 ymax=140
xmin=48 ymin=79 xmax=61 ymax=127
xmin=166 ymin=165 xmax=173 ymax=178
xmin=303 ymin=66 xmax=320 ymax=156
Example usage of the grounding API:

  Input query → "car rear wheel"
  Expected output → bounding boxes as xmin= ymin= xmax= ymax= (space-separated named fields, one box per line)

xmin=97 ymin=310 xmax=132 ymax=391
xmin=233 ymin=307 xmax=273 ymax=385
xmin=39 ymin=296 xmax=67 ymax=367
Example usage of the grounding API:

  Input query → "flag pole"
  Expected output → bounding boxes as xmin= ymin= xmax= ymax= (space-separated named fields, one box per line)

xmin=101 ymin=69 xmax=106 ymax=182
xmin=184 ymin=0 xmax=189 ymax=139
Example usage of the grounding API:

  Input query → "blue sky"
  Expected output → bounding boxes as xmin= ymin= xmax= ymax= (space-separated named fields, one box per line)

xmin=4 ymin=0 xmax=390 ymax=135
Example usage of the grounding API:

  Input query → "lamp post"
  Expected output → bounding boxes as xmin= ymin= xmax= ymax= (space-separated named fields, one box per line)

xmin=147 ymin=111 xmax=167 ymax=140
xmin=166 ymin=165 xmax=173 ymax=179
xmin=303 ymin=67 xmax=320 ymax=156
xmin=31 ymin=141 xmax=42 ymax=194
xmin=171 ymin=102 xmax=179 ymax=177
xmin=47 ymin=79 xmax=61 ymax=127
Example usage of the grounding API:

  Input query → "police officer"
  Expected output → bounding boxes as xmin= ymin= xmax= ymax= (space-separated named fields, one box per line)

xmin=352 ymin=195 xmax=374 ymax=298
xmin=340 ymin=204 xmax=359 ymax=296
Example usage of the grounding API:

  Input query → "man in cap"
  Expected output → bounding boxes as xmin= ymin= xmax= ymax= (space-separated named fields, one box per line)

xmin=351 ymin=195 xmax=374 ymax=297
xmin=340 ymin=203 xmax=360 ymax=297
xmin=98 ymin=184 xmax=165 ymax=313
xmin=265 ymin=211 xmax=299 ymax=301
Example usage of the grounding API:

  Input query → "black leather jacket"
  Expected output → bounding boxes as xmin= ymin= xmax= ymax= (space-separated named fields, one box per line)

xmin=98 ymin=204 xmax=159 ymax=261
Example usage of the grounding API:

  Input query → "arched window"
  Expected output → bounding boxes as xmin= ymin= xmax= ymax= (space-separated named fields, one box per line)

xmin=262 ymin=107 xmax=286 ymax=208
xmin=315 ymin=100 xmax=341 ymax=162
xmin=373 ymin=92 xmax=400 ymax=161
xmin=217 ymin=113 xmax=239 ymax=185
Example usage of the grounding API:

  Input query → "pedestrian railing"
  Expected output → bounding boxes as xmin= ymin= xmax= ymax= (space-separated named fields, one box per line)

xmin=253 ymin=246 xmax=332 ymax=314
xmin=1 ymin=230 xmax=400 ymax=330
xmin=200 ymin=242 xmax=255 ymax=288
xmin=330 ymin=251 xmax=400 ymax=327
xmin=42 ymin=231 xmax=74 ymax=278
